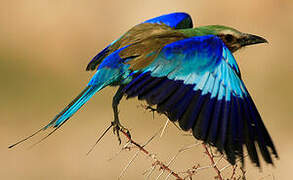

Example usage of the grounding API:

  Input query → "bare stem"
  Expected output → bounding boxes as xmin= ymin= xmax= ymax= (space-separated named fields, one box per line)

xmin=202 ymin=143 xmax=223 ymax=180
xmin=119 ymin=129 xmax=184 ymax=180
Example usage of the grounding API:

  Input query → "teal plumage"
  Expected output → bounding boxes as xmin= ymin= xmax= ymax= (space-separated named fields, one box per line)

xmin=10 ymin=12 xmax=277 ymax=167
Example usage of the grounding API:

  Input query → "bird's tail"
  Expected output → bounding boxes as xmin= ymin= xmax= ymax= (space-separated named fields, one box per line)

xmin=45 ymin=85 xmax=102 ymax=129
xmin=9 ymin=84 xmax=104 ymax=148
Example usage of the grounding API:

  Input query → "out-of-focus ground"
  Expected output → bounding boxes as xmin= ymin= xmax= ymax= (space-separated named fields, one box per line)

xmin=1 ymin=0 xmax=292 ymax=179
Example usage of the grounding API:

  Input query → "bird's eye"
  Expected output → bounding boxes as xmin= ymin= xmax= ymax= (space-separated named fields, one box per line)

xmin=225 ymin=34 xmax=234 ymax=43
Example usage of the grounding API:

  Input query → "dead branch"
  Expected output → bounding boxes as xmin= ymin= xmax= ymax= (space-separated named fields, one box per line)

xmin=202 ymin=143 xmax=223 ymax=180
xmin=119 ymin=129 xmax=184 ymax=180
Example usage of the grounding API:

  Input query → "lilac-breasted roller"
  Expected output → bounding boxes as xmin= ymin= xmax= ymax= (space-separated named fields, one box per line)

xmin=10 ymin=12 xmax=278 ymax=167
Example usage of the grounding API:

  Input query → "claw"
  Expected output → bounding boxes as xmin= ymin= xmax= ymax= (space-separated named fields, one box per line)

xmin=146 ymin=105 xmax=158 ymax=113
xmin=117 ymin=130 xmax=122 ymax=145
xmin=126 ymin=130 xmax=131 ymax=139
xmin=112 ymin=120 xmax=130 ymax=145
xmin=112 ymin=121 xmax=121 ymax=144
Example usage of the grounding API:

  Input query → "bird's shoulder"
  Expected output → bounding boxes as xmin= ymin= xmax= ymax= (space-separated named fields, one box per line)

xmin=86 ymin=12 xmax=194 ymax=71
xmin=117 ymin=23 xmax=188 ymax=70
xmin=113 ymin=23 xmax=185 ymax=52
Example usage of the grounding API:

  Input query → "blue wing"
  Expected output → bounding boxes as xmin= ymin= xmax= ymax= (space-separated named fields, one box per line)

xmin=123 ymin=35 xmax=277 ymax=166
xmin=86 ymin=12 xmax=193 ymax=71
xmin=143 ymin=12 xmax=193 ymax=29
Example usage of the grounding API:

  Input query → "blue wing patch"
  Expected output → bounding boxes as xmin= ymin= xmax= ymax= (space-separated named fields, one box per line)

xmin=123 ymin=35 xmax=277 ymax=166
xmin=86 ymin=45 xmax=111 ymax=71
xmin=143 ymin=12 xmax=193 ymax=29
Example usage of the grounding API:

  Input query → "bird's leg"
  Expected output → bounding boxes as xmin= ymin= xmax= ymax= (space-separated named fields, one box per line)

xmin=112 ymin=85 xmax=130 ymax=144
xmin=145 ymin=105 xmax=160 ymax=113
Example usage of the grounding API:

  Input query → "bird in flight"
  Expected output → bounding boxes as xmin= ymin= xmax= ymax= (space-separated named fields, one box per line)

xmin=10 ymin=12 xmax=278 ymax=167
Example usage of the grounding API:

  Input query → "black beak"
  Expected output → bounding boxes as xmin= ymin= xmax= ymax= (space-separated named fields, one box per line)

xmin=240 ymin=34 xmax=268 ymax=47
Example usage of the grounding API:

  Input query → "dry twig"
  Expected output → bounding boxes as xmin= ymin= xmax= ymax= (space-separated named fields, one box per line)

xmin=202 ymin=143 xmax=223 ymax=180
xmin=119 ymin=129 xmax=184 ymax=179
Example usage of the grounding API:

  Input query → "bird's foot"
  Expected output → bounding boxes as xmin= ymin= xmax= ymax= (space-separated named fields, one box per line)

xmin=145 ymin=105 xmax=159 ymax=113
xmin=145 ymin=105 xmax=166 ymax=118
xmin=111 ymin=120 xmax=131 ymax=144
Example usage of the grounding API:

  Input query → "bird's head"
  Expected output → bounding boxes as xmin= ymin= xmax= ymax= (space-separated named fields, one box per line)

xmin=196 ymin=25 xmax=268 ymax=52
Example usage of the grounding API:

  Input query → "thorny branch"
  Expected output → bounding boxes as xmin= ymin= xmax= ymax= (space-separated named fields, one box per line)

xmin=115 ymin=104 xmax=250 ymax=179
xmin=117 ymin=128 xmax=250 ymax=180
xmin=119 ymin=129 xmax=184 ymax=179
xmin=202 ymin=143 xmax=223 ymax=180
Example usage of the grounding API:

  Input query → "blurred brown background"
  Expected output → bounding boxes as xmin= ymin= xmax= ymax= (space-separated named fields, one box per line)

xmin=1 ymin=0 xmax=292 ymax=179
